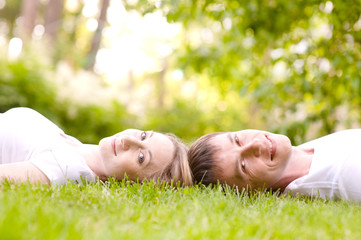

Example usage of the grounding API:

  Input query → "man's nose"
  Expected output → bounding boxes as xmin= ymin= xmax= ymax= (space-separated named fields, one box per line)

xmin=240 ymin=139 xmax=261 ymax=158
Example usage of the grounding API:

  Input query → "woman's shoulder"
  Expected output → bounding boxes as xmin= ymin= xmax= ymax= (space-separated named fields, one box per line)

xmin=2 ymin=107 xmax=64 ymax=134
xmin=2 ymin=107 xmax=41 ymax=124
xmin=2 ymin=107 xmax=46 ymax=122
xmin=3 ymin=107 xmax=42 ymax=116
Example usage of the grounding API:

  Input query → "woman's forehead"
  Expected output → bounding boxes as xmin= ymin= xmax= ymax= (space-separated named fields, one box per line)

xmin=147 ymin=133 xmax=175 ymax=166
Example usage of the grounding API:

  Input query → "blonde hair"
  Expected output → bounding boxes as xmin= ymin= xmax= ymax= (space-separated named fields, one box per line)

xmin=152 ymin=133 xmax=193 ymax=186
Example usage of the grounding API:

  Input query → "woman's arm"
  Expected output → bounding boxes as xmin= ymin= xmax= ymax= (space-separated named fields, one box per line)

xmin=0 ymin=162 xmax=50 ymax=184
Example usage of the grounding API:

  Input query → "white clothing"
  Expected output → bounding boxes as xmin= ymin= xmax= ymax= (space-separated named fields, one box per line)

xmin=284 ymin=129 xmax=361 ymax=202
xmin=0 ymin=108 xmax=96 ymax=184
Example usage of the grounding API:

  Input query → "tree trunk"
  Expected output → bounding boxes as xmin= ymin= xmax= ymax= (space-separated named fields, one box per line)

xmin=20 ymin=0 xmax=39 ymax=40
xmin=44 ymin=0 xmax=64 ymax=43
xmin=85 ymin=0 xmax=110 ymax=70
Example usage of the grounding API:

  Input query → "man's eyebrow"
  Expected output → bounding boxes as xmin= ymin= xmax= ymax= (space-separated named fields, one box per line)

xmin=234 ymin=154 xmax=244 ymax=180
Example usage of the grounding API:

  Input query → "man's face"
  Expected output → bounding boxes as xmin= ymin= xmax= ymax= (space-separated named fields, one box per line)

xmin=211 ymin=130 xmax=292 ymax=190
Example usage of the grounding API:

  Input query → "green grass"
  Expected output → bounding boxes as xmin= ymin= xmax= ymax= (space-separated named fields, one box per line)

xmin=0 ymin=180 xmax=360 ymax=240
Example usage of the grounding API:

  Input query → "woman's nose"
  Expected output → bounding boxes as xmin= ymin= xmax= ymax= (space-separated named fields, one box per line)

xmin=121 ymin=136 xmax=143 ymax=150
xmin=240 ymin=139 xmax=261 ymax=158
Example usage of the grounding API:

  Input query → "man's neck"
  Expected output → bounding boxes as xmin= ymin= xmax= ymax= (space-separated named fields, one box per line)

xmin=271 ymin=146 xmax=314 ymax=191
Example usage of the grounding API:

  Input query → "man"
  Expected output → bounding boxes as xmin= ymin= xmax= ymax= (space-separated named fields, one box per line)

xmin=188 ymin=129 xmax=361 ymax=202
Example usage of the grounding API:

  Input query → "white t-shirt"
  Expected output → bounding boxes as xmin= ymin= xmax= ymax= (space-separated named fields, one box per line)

xmin=284 ymin=129 xmax=361 ymax=202
xmin=0 ymin=107 xmax=96 ymax=184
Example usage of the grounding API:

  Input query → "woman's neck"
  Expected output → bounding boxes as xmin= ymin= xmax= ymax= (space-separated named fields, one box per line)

xmin=66 ymin=141 xmax=108 ymax=181
xmin=272 ymin=146 xmax=314 ymax=191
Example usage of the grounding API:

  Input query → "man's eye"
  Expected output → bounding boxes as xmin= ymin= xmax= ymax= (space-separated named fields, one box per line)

xmin=138 ymin=152 xmax=145 ymax=164
xmin=141 ymin=131 xmax=146 ymax=141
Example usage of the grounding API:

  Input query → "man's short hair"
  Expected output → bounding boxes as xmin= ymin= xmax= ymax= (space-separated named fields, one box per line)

xmin=187 ymin=132 xmax=224 ymax=185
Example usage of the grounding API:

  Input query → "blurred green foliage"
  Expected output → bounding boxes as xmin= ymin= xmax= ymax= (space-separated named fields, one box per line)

xmin=1 ymin=0 xmax=361 ymax=145
xmin=0 ymin=58 xmax=57 ymax=114
xmin=126 ymin=0 xmax=361 ymax=144
xmin=0 ymin=58 xmax=138 ymax=144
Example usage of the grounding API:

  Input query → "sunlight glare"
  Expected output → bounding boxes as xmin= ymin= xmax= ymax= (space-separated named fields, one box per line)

xmin=32 ymin=24 xmax=45 ymax=40
xmin=312 ymin=23 xmax=332 ymax=40
xmin=86 ymin=18 xmax=98 ymax=31
xmin=95 ymin=9 xmax=181 ymax=82
xmin=354 ymin=16 xmax=361 ymax=31
xmin=293 ymin=59 xmax=305 ymax=73
xmin=320 ymin=1 xmax=333 ymax=14
xmin=180 ymin=81 xmax=197 ymax=99
xmin=201 ymin=28 xmax=213 ymax=43
xmin=107 ymin=0 xmax=127 ymax=25
xmin=126 ymin=0 xmax=138 ymax=5
xmin=212 ymin=21 xmax=222 ymax=33
xmin=291 ymin=39 xmax=309 ymax=54
xmin=223 ymin=17 xmax=232 ymax=30
xmin=8 ymin=37 xmax=22 ymax=61
xmin=272 ymin=61 xmax=288 ymax=82
xmin=0 ymin=0 xmax=5 ymax=9
xmin=270 ymin=48 xmax=284 ymax=60
xmin=94 ymin=34 xmax=152 ymax=82
xmin=157 ymin=43 xmax=173 ymax=57
xmin=172 ymin=69 xmax=183 ymax=81
xmin=82 ymin=0 xmax=99 ymax=17
xmin=217 ymin=101 xmax=228 ymax=111
xmin=143 ymin=12 xmax=180 ymax=39
xmin=318 ymin=58 xmax=331 ymax=73
xmin=65 ymin=0 xmax=80 ymax=12
xmin=0 ymin=35 xmax=6 ymax=47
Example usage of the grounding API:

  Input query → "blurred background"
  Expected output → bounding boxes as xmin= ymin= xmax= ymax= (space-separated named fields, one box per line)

xmin=1 ymin=0 xmax=361 ymax=145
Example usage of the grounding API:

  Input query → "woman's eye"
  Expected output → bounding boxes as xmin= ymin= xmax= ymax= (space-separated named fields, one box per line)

xmin=138 ymin=152 xmax=145 ymax=164
xmin=235 ymin=135 xmax=240 ymax=145
xmin=141 ymin=131 xmax=146 ymax=141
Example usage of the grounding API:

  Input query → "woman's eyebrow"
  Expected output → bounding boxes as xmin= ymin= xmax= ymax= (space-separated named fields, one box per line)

xmin=227 ymin=132 xmax=234 ymax=145
xmin=145 ymin=131 xmax=154 ymax=166
xmin=147 ymin=149 xmax=152 ymax=166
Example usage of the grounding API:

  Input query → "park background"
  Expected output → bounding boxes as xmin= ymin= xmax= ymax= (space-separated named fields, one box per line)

xmin=2 ymin=0 xmax=361 ymax=145
xmin=1 ymin=1 xmax=361 ymax=239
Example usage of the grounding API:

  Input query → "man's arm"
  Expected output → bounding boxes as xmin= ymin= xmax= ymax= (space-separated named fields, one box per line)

xmin=0 ymin=162 xmax=50 ymax=184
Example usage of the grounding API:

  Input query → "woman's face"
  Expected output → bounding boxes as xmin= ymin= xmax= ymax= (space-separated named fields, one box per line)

xmin=98 ymin=129 xmax=174 ymax=181
xmin=211 ymin=130 xmax=292 ymax=190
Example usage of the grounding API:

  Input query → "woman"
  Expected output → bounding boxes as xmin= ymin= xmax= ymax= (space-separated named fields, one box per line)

xmin=0 ymin=107 xmax=192 ymax=186
xmin=188 ymin=129 xmax=361 ymax=202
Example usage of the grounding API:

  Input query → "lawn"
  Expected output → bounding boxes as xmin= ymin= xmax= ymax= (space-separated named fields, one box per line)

xmin=0 ymin=180 xmax=360 ymax=240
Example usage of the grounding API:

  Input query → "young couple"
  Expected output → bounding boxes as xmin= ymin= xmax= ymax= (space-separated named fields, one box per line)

xmin=1 ymin=107 xmax=361 ymax=203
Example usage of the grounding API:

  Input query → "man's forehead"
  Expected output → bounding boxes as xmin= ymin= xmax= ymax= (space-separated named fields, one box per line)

xmin=212 ymin=152 xmax=234 ymax=183
xmin=210 ymin=135 xmax=236 ymax=175
xmin=210 ymin=134 xmax=232 ymax=152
